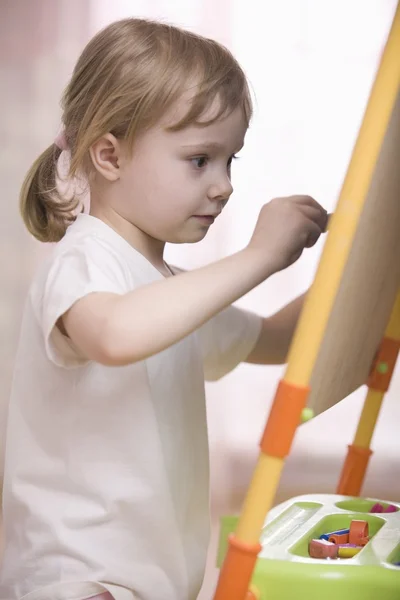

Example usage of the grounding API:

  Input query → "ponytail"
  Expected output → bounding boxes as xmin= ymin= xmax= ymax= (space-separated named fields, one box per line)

xmin=20 ymin=144 xmax=80 ymax=243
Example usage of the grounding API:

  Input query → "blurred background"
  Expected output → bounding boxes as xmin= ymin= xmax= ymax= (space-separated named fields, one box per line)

xmin=1 ymin=0 xmax=399 ymax=597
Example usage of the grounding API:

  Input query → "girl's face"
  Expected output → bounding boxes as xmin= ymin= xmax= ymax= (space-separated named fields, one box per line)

xmin=113 ymin=97 xmax=248 ymax=245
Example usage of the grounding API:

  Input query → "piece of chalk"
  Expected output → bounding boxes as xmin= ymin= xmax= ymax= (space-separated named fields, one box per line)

xmin=383 ymin=504 xmax=398 ymax=513
xmin=370 ymin=503 xmax=383 ymax=513
xmin=325 ymin=213 xmax=333 ymax=232
xmin=320 ymin=528 xmax=349 ymax=541
xmin=309 ymin=538 xmax=338 ymax=559
xmin=338 ymin=546 xmax=362 ymax=558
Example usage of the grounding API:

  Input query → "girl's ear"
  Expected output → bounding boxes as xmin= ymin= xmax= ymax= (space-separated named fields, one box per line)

xmin=89 ymin=133 xmax=121 ymax=181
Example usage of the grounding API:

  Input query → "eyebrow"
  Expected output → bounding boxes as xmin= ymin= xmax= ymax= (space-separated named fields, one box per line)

xmin=181 ymin=142 xmax=243 ymax=153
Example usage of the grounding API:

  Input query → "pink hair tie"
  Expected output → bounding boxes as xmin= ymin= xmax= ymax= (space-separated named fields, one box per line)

xmin=54 ymin=129 xmax=68 ymax=151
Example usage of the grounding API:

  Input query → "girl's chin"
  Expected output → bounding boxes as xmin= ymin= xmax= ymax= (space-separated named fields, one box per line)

xmin=166 ymin=224 xmax=210 ymax=244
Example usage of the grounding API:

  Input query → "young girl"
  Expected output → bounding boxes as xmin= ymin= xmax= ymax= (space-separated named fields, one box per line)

xmin=0 ymin=18 xmax=328 ymax=600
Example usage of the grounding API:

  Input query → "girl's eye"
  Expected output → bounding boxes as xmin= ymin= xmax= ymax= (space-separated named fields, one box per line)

xmin=190 ymin=154 xmax=239 ymax=170
xmin=191 ymin=156 xmax=208 ymax=169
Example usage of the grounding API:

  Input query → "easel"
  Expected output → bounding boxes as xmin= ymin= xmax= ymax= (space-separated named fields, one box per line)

xmin=213 ymin=3 xmax=400 ymax=599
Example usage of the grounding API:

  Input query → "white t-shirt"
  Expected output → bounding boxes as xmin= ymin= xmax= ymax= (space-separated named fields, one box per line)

xmin=0 ymin=214 xmax=261 ymax=600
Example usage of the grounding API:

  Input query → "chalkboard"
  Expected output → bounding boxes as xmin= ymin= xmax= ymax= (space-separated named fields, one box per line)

xmin=308 ymin=90 xmax=400 ymax=415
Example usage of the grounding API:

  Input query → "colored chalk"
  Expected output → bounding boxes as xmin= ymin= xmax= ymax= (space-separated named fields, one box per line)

xmin=309 ymin=538 xmax=339 ymax=559
xmin=370 ymin=503 xmax=383 ymax=513
xmin=383 ymin=504 xmax=398 ymax=513
xmin=338 ymin=546 xmax=362 ymax=558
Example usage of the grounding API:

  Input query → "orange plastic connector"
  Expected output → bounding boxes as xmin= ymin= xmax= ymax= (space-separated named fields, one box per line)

xmin=367 ymin=337 xmax=400 ymax=391
xmin=337 ymin=444 xmax=373 ymax=496
xmin=359 ymin=536 xmax=370 ymax=546
xmin=214 ymin=535 xmax=261 ymax=600
xmin=260 ymin=380 xmax=310 ymax=458
xmin=349 ymin=520 xmax=369 ymax=545
xmin=328 ymin=533 xmax=349 ymax=544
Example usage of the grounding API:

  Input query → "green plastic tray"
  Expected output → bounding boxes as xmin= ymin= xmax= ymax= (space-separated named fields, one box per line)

xmin=217 ymin=494 xmax=400 ymax=599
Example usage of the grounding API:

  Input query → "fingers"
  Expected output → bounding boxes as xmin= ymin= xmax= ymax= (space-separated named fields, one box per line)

xmin=298 ymin=204 xmax=328 ymax=234
xmin=292 ymin=196 xmax=328 ymax=230
xmin=304 ymin=220 xmax=323 ymax=248
xmin=293 ymin=194 xmax=325 ymax=212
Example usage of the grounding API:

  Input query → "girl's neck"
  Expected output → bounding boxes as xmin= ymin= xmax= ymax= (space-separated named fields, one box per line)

xmin=89 ymin=205 xmax=168 ymax=274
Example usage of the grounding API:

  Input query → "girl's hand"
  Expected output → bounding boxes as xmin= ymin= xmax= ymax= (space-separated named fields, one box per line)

xmin=248 ymin=195 xmax=329 ymax=273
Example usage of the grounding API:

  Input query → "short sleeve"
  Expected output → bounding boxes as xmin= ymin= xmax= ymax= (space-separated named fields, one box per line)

xmin=198 ymin=305 xmax=262 ymax=381
xmin=30 ymin=237 xmax=131 ymax=368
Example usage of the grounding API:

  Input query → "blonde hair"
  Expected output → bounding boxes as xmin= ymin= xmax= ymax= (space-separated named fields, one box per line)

xmin=21 ymin=18 xmax=253 ymax=243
